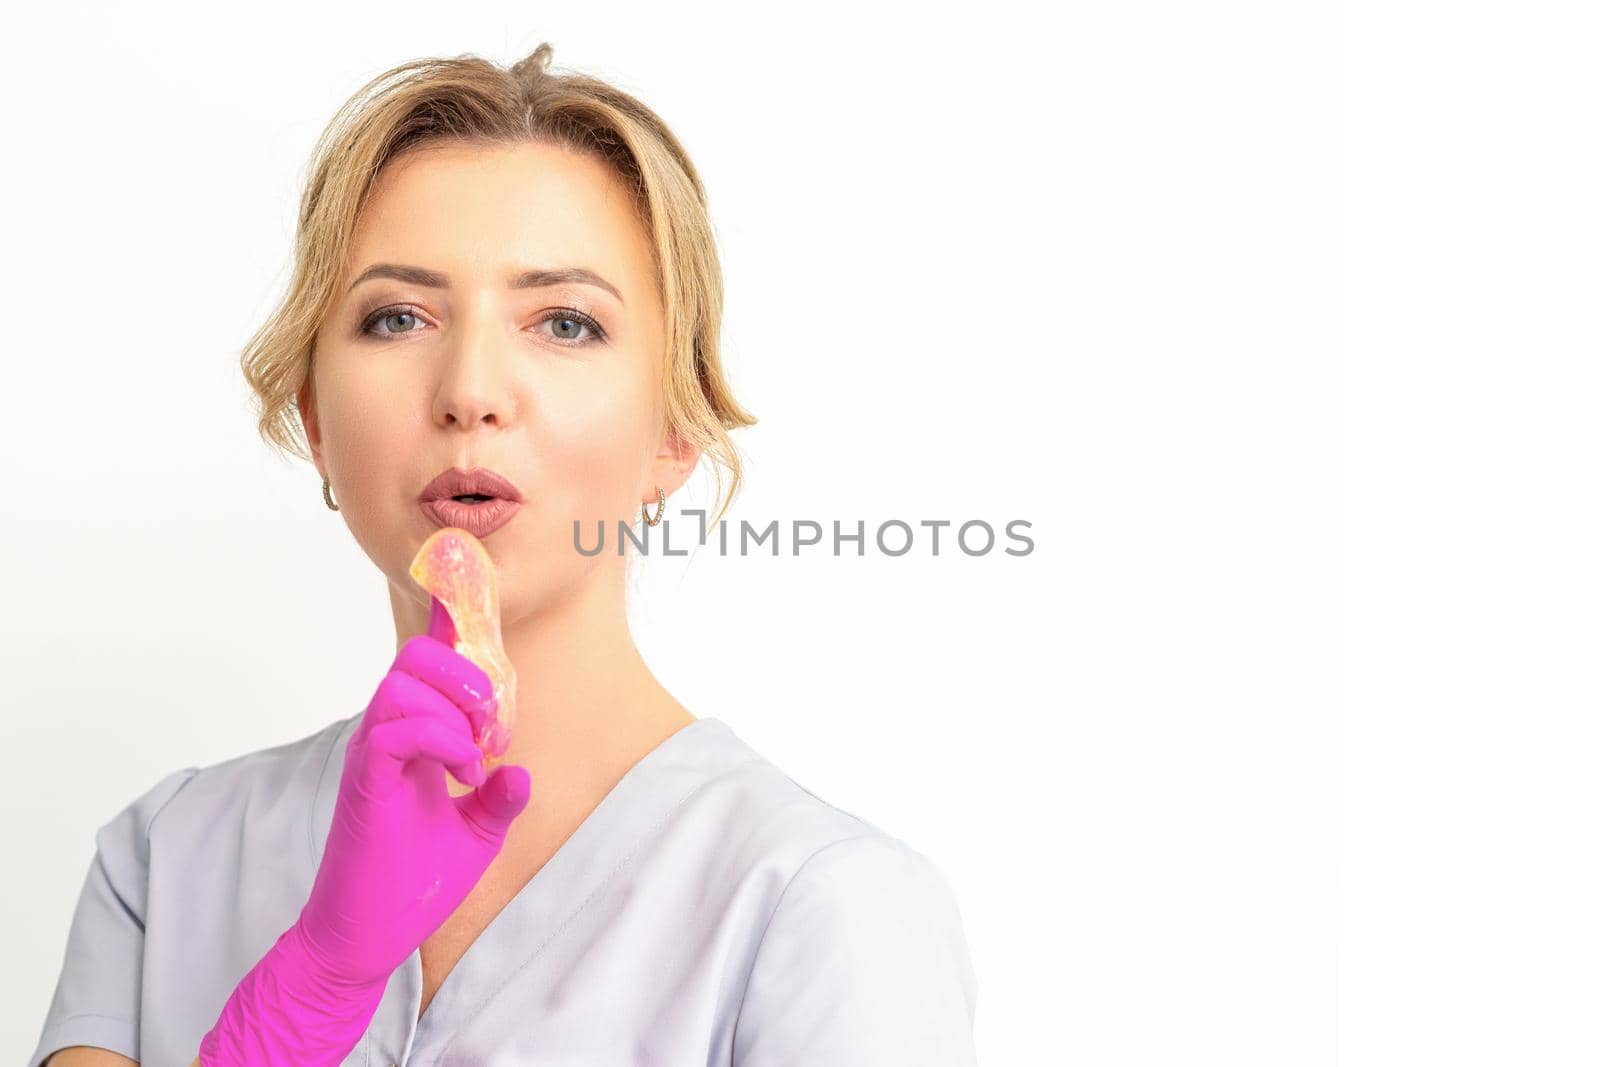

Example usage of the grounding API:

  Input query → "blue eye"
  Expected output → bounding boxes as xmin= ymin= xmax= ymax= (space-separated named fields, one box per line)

xmin=537 ymin=309 xmax=608 ymax=347
xmin=356 ymin=305 xmax=607 ymax=347
xmin=360 ymin=307 xmax=426 ymax=338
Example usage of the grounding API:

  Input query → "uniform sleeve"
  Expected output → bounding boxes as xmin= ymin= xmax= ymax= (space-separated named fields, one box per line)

xmin=29 ymin=765 xmax=200 ymax=1067
xmin=732 ymin=833 xmax=980 ymax=1066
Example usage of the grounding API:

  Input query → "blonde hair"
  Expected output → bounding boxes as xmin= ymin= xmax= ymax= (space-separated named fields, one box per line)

xmin=243 ymin=42 xmax=756 ymax=526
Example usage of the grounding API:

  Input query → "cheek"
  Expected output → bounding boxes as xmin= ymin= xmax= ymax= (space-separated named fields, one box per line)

xmin=534 ymin=380 xmax=655 ymax=513
xmin=317 ymin=366 xmax=414 ymax=486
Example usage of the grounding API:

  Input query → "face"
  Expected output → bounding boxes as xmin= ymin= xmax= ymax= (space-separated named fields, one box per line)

xmin=297 ymin=140 xmax=696 ymax=626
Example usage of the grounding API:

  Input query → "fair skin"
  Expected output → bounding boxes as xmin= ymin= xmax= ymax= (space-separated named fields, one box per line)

xmin=48 ymin=138 xmax=701 ymax=1067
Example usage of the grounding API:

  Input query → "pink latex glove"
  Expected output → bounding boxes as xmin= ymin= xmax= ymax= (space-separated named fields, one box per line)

xmin=198 ymin=598 xmax=532 ymax=1065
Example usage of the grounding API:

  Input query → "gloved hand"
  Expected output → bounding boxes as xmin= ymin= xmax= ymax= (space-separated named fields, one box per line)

xmin=198 ymin=597 xmax=532 ymax=1066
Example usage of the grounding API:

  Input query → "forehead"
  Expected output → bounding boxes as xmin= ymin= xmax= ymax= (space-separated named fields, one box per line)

xmin=346 ymin=140 xmax=657 ymax=302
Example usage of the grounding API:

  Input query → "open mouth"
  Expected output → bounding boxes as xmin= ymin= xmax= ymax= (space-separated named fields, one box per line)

xmin=451 ymin=494 xmax=497 ymax=504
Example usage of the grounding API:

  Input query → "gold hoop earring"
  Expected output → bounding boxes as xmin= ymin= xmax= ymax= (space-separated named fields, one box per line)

xmin=322 ymin=476 xmax=339 ymax=512
xmin=641 ymin=486 xmax=665 ymax=527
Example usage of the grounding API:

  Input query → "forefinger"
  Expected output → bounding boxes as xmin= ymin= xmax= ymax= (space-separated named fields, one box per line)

xmin=393 ymin=633 xmax=496 ymax=733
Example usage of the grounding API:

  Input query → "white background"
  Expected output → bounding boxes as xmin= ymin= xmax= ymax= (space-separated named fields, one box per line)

xmin=2 ymin=2 xmax=1592 ymax=1064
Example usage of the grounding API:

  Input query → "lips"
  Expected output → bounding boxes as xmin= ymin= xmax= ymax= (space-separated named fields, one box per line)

xmin=420 ymin=497 xmax=521 ymax=538
xmin=418 ymin=466 xmax=523 ymax=538
xmin=418 ymin=467 xmax=523 ymax=504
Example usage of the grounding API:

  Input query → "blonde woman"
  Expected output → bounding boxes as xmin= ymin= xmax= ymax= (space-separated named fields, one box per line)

xmin=32 ymin=43 xmax=979 ymax=1067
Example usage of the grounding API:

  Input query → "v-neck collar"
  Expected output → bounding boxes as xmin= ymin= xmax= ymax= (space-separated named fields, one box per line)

xmin=306 ymin=713 xmax=755 ymax=1063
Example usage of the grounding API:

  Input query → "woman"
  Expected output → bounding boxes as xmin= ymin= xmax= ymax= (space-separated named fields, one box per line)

xmin=32 ymin=43 xmax=979 ymax=1067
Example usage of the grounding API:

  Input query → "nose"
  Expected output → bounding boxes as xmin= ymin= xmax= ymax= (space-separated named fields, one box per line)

xmin=431 ymin=309 xmax=517 ymax=431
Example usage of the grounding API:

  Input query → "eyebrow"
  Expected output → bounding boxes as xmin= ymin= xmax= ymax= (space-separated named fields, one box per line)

xmin=347 ymin=263 xmax=624 ymax=304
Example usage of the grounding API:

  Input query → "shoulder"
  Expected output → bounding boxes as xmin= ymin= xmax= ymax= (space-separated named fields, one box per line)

xmin=98 ymin=715 xmax=356 ymax=867
xmin=762 ymin=833 xmax=975 ymax=982
xmin=780 ymin=832 xmax=967 ymax=915
xmin=684 ymin=721 xmax=910 ymax=874
xmin=685 ymin=721 xmax=976 ymax=981
xmin=730 ymin=827 xmax=981 ymax=1064
xmin=690 ymin=720 xmax=967 ymax=899
xmin=159 ymin=714 xmax=355 ymax=812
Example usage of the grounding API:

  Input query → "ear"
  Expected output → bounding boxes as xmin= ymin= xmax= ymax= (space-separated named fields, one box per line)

xmin=295 ymin=378 xmax=326 ymax=477
xmin=649 ymin=424 xmax=701 ymax=501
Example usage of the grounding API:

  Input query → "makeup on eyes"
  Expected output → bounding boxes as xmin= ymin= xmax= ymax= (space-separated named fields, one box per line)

xmin=353 ymin=298 xmax=609 ymax=345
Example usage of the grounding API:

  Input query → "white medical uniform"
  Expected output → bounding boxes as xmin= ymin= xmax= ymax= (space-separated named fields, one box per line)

xmin=30 ymin=714 xmax=980 ymax=1065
